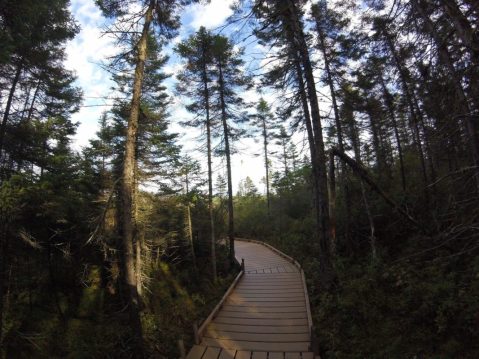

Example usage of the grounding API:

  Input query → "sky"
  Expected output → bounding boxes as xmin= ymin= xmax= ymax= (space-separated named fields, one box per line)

xmin=65 ymin=0 xmax=279 ymax=193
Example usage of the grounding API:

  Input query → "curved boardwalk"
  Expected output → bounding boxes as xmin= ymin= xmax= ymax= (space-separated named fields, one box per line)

xmin=186 ymin=239 xmax=315 ymax=359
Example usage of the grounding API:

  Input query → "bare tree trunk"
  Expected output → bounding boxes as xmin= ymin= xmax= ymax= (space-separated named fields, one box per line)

xmin=281 ymin=137 xmax=289 ymax=175
xmin=185 ymin=173 xmax=197 ymax=271
xmin=217 ymin=59 xmax=235 ymax=264
xmin=328 ymin=151 xmax=336 ymax=254
xmin=120 ymin=2 xmax=155 ymax=357
xmin=347 ymin=114 xmax=377 ymax=259
xmin=285 ymin=0 xmax=334 ymax=285
xmin=135 ymin=232 xmax=143 ymax=296
xmin=0 ymin=64 xmax=22 ymax=162
xmin=314 ymin=11 xmax=351 ymax=251
xmin=27 ymin=81 xmax=40 ymax=122
xmin=331 ymin=148 xmax=423 ymax=231
xmin=379 ymin=76 xmax=407 ymax=191
xmin=202 ymin=46 xmax=217 ymax=280
xmin=293 ymin=55 xmax=319 ymax=207
xmin=384 ymin=31 xmax=430 ymax=201
xmin=262 ymin=117 xmax=271 ymax=214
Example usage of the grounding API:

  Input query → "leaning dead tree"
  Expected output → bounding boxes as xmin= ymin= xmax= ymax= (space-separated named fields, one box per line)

xmin=329 ymin=147 xmax=424 ymax=232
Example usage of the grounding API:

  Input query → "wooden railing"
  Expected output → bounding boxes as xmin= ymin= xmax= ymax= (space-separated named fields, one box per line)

xmin=179 ymin=255 xmax=244 ymax=358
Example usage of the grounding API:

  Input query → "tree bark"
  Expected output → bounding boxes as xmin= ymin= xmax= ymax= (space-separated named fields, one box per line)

xmin=383 ymin=29 xmax=430 ymax=199
xmin=328 ymin=151 xmax=336 ymax=254
xmin=201 ymin=44 xmax=217 ymax=280
xmin=346 ymin=110 xmax=377 ymax=260
xmin=120 ymin=2 xmax=155 ymax=357
xmin=379 ymin=76 xmax=407 ymax=191
xmin=285 ymin=0 xmax=334 ymax=286
xmin=217 ymin=59 xmax=235 ymax=264
xmin=262 ymin=117 xmax=271 ymax=214
xmin=185 ymin=173 xmax=197 ymax=272
xmin=0 ymin=64 xmax=22 ymax=162
xmin=331 ymin=148 xmax=423 ymax=231
xmin=314 ymin=11 xmax=352 ymax=250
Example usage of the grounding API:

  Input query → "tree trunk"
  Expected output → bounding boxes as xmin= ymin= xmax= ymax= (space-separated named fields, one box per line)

xmin=331 ymin=148 xmax=423 ymax=231
xmin=293 ymin=54 xmax=319 ymax=206
xmin=441 ymin=0 xmax=479 ymax=60
xmin=185 ymin=172 xmax=197 ymax=271
xmin=415 ymin=0 xmax=479 ymax=189
xmin=202 ymin=46 xmax=217 ymax=280
xmin=347 ymin=113 xmax=377 ymax=259
xmin=0 ymin=64 xmax=22 ymax=162
xmin=383 ymin=30 xmax=430 ymax=199
xmin=379 ymin=76 xmax=407 ymax=191
xmin=27 ymin=81 xmax=41 ymax=122
xmin=120 ymin=2 xmax=154 ymax=357
xmin=282 ymin=138 xmax=289 ymax=175
xmin=315 ymin=14 xmax=352 ymax=250
xmin=0 ymin=224 xmax=8 ymax=350
xmin=328 ymin=151 xmax=336 ymax=254
xmin=285 ymin=0 xmax=334 ymax=286
xmin=262 ymin=118 xmax=271 ymax=214
xmin=217 ymin=59 xmax=235 ymax=264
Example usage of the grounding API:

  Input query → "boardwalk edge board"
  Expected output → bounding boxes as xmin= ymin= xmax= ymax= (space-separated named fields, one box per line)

xmin=197 ymin=263 xmax=244 ymax=340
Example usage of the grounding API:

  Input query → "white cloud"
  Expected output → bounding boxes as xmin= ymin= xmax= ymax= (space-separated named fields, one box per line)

xmin=66 ymin=0 xmax=117 ymax=150
xmin=188 ymin=0 xmax=235 ymax=30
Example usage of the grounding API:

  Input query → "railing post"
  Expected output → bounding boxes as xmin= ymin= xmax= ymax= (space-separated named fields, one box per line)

xmin=193 ymin=322 xmax=200 ymax=345
xmin=241 ymin=258 xmax=245 ymax=271
xmin=178 ymin=339 xmax=186 ymax=359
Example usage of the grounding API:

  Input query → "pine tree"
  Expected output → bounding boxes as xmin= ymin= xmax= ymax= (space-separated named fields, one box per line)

xmin=248 ymin=0 xmax=335 ymax=286
xmin=250 ymin=98 xmax=274 ymax=213
xmin=95 ymin=2 xmax=195 ymax=354
xmin=211 ymin=34 xmax=250 ymax=264
xmin=0 ymin=0 xmax=81 ymax=175
xmin=175 ymin=27 xmax=218 ymax=280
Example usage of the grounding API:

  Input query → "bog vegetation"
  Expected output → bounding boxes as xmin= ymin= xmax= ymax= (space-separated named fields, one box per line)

xmin=0 ymin=0 xmax=478 ymax=358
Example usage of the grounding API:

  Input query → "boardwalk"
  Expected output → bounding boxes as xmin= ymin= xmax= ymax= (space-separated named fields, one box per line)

xmin=186 ymin=239 xmax=315 ymax=359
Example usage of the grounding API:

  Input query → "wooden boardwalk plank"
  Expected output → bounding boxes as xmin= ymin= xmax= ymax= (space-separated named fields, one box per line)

xmin=208 ymin=323 xmax=309 ymax=334
xmin=218 ymin=349 xmax=236 ymax=359
xmin=203 ymin=347 xmax=221 ymax=359
xmin=221 ymin=301 xmax=306 ymax=310
xmin=234 ymin=289 xmax=304 ymax=295
xmin=231 ymin=293 xmax=305 ymax=299
xmin=218 ymin=311 xmax=306 ymax=319
xmin=227 ymin=296 xmax=305 ymax=304
xmin=220 ymin=305 xmax=306 ymax=313
xmin=186 ymin=345 xmax=207 ymax=359
xmin=251 ymin=352 xmax=267 ymax=359
xmin=235 ymin=351 xmax=251 ymax=359
xmin=267 ymin=353 xmax=284 ymax=359
xmin=213 ymin=317 xmax=308 ymax=326
xmin=284 ymin=353 xmax=301 ymax=359
xmin=205 ymin=330 xmax=309 ymax=342
xmin=202 ymin=338 xmax=309 ymax=352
